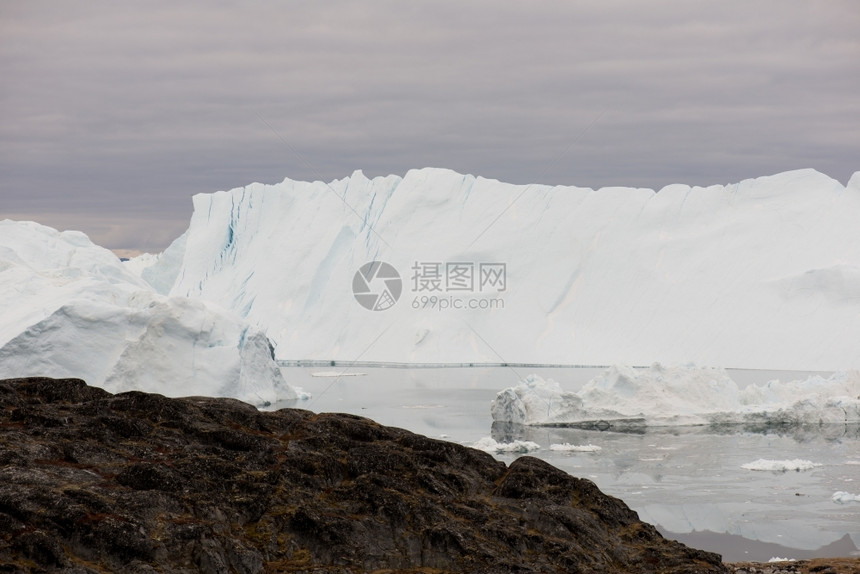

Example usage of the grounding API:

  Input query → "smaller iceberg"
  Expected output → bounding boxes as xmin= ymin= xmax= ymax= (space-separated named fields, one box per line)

xmin=471 ymin=437 xmax=540 ymax=454
xmin=831 ymin=491 xmax=860 ymax=504
xmin=490 ymin=364 xmax=860 ymax=428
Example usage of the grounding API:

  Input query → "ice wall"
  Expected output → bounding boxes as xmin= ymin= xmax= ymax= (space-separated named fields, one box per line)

xmin=489 ymin=365 xmax=860 ymax=427
xmin=132 ymin=167 xmax=860 ymax=369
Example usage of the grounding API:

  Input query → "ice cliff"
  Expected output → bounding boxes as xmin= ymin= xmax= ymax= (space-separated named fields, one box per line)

xmin=131 ymin=167 xmax=860 ymax=370
xmin=0 ymin=220 xmax=296 ymax=405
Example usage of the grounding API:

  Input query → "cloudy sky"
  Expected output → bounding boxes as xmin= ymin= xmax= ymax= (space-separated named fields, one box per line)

xmin=2 ymin=1 xmax=858 ymax=256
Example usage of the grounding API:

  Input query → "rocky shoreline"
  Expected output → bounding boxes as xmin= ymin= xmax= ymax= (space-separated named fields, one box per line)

xmin=0 ymin=377 xmax=851 ymax=573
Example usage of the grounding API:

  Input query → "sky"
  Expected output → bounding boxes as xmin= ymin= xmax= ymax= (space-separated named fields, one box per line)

xmin=2 ymin=1 xmax=858 ymax=256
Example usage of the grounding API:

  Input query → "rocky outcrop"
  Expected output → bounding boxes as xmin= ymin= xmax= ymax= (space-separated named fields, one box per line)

xmin=0 ymin=377 xmax=728 ymax=573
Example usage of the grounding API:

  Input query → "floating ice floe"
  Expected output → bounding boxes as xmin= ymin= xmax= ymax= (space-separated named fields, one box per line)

xmin=490 ymin=364 xmax=860 ymax=428
xmin=400 ymin=404 xmax=445 ymax=409
xmin=741 ymin=459 xmax=822 ymax=472
xmin=549 ymin=443 xmax=602 ymax=452
xmin=471 ymin=437 xmax=540 ymax=454
xmin=831 ymin=491 xmax=860 ymax=504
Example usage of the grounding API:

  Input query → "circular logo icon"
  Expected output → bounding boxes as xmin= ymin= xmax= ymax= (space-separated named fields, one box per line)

xmin=352 ymin=261 xmax=402 ymax=311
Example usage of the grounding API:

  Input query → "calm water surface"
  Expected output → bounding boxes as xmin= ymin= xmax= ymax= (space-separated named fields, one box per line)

xmin=272 ymin=366 xmax=860 ymax=562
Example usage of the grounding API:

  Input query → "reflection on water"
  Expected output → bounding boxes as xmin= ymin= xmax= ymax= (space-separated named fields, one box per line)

xmin=660 ymin=530 xmax=858 ymax=563
xmin=275 ymin=366 xmax=860 ymax=562
xmin=492 ymin=420 xmax=860 ymax=441
xmin=491 ymin=421 xmax=860 ymax=561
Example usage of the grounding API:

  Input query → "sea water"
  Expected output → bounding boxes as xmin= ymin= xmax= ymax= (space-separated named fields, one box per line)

xmin=272 ymin=366 xmax=860 ymax=562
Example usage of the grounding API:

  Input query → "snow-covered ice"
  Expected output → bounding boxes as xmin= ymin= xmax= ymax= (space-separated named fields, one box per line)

xmin=832 ymin=491 xmax=860 ymax=504
xmin=471 ymin=437 xmax=540 ymax=454
xmin=740 ymin=459 xmax=822 ymax=472
xmin=0 ymin=220 xmax=298 ymax=406
xmin=128 ymin=167 xmax=860 ymax=370
xmin=490 ymin=364 xmax=860 ymax=427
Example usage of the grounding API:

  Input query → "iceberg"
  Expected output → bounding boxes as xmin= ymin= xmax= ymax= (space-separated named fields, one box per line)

xmin=128 ymin=167 xmax=860 ymax=370
xmin=490 ymin=364 xmax=860 ymax=427
xmin=0 ymin=220 xmax=297 ymax=406
xmin=831 ymin=491 xmax=860 ymax=504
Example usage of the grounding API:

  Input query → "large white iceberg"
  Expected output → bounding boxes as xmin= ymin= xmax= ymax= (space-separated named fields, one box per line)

xmin=490 ymin=364 xmax=860 ymax=427
xmin=0 ymin=220 xmax=296 ymax=405
xmin=129 ymin=167 xmax=860 ymax=370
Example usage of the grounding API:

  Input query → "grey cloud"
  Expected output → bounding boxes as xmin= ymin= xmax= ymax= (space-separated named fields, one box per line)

xmin=1 ymin=0 xmax=858 ymax=253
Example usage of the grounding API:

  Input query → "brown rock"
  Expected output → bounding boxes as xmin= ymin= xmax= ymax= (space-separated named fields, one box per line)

xmin=0 ymin=377 xmax=729 ymax=573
